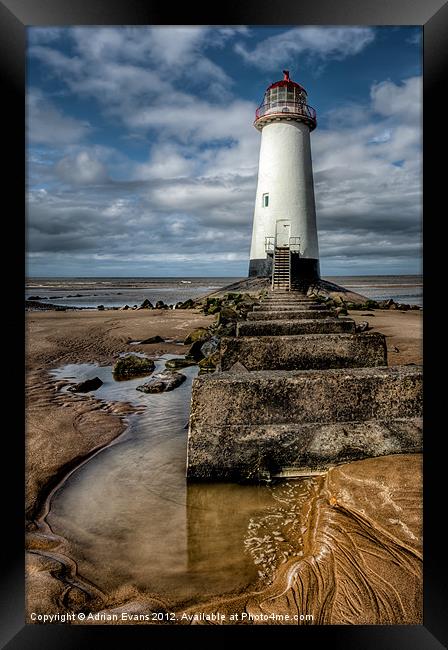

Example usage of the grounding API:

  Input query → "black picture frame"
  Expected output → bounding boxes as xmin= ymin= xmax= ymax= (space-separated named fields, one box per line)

xmin=3 ymin=0 xmax=446 ymax=647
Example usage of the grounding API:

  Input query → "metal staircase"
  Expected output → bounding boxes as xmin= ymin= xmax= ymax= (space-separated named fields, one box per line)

xmin=272 ymin=247 xmax=291 ymax=290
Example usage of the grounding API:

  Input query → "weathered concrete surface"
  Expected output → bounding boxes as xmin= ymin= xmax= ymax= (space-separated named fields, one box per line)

xmin=187 ymin=418 xmax=422 ymax=480
xmin=220 ymin=332 xmax=387 ymax=371
xmin=263 ymin=294 xmax=313 ymax=298
xmin=254 ymin=303 xmax=327 ymax=311
xmin=187 ymin=365 xmax=422 ymax=479
xmin=189 ymin=366 xmax=422 ymax=428
xmin=247 ymin=310 xmax=336 ymax=321
xmin=237 ymin=318 xmax=356 ymax=336
xmin=262 ymin=297 xmax=315 ymax=303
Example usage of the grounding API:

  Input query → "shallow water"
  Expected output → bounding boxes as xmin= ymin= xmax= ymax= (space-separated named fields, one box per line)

xmin=49 ymin=358 xmax=312 ymax=606
xmin=25 ymin=275 xmax=422 ymax=308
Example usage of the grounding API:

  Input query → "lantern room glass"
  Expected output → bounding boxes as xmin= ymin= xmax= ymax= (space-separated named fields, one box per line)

xmin=265 ymin=85 xmax=306 ymax=109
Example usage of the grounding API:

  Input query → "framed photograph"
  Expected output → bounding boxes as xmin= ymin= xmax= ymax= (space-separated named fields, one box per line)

xmin=2 ymin=0 xmax=446 ymax=647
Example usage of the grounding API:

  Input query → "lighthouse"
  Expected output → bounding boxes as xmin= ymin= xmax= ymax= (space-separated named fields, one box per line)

xmin=248 ymin=70 xmax=320 ymax=290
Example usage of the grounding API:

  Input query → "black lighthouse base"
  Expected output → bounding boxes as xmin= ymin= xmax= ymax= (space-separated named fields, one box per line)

xmin=248 ymin=255 xmax=320 ymax=291
xmin=248 ymin=256 xmax=273 ymax=278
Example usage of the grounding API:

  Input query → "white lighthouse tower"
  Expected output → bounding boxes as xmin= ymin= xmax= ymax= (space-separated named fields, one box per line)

xmin=249 ymin=70 xmax=320 ymax=290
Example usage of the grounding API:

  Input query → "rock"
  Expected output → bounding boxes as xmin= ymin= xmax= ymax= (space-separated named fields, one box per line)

xmin=68 ymin=377 xmax=103 ymax=393
xmin=186 ymin=339 xmax=206 ymax=362
xmin=389 ymin=303 xmax=397 ymax=310
xmin=140 ymin=299 xmax=154 ymax=309
xmin=217 ymin=307 xmax=238 ymax=326
xmin=113 ymin=355 xmax=155 ymax=379
xmin=184 ymin=328 xmax=210 ymax=345
xmin=356 ymin=321 xmax=370 ymax=332
xmin=178 ymin=298 xmax=195 ymax=309
xmin=393 ymin=346 xmax=400 ymax=353
xmin=28 ymin=295 xmax=42 ymax=300
xmin=335 ymin=307 xmax=348 ymax=316
xmin=155 ymin=300 xmax=168 ymax=309
xmin=198 ymin=351 xmax=221 ymax=371
xmin=136 ymin=370 xmax=186 ymax=393
xmin=97 ymin=305 xmax=105 ymax=311
xmin=206 ymin=304 xmax=221 ymax=316
xmin=397 ymin=303 xmax=410 ymax=311
xmin=200 ymin=336 xmax=220 ymax=358
xmin=120 ymin=305 xmax=129 ymax=310
xmin=139 ymin=335 xmax=165 ymax=344
xmin=379 ymin=299 xmax=396 ymax=309
xmin=215 ymin=322 xmax=237 ymax=337
xmin=331 ymin=295 xmax=346 ymax=306
xmin=174 ymin=302 xmax=184 ymax=309
xmin=203 ymin=298 xmax=222 ymax=315
xmin=165 ymin=358 xmax=196 ymax=369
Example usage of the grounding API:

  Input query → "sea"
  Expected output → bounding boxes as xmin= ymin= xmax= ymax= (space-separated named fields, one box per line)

xmin=25 ymin=275 xmax=423 ymax=308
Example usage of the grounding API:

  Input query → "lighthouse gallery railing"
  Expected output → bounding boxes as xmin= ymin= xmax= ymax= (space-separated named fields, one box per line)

xmin=255 ymin=101 xmax=316 ymax=123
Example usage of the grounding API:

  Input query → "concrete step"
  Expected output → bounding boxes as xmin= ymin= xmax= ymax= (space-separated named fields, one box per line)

xmin=190 ymin=365 xmax=422 ymax=427
xmin=255 ymin=303 xmax=327 ymax=311
xmin=263 ymin=298 xmax=315 ymax=303
xmin=187 ymin=418 xmax=423 ymax=480
xmin=187 ymin=365 xmax=422 ymax=480
xmin=247 ymin=310 xmax=336 ymax=321
xmin=237 ymin=318 xmax=356 ymax=336
xmin=220 ymin=332 xmax=387 ymax=371
xmin=264 ymin=294 xmax=312 ymax=298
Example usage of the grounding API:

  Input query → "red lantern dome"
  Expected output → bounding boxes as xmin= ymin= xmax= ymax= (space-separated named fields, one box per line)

xmin=254 ymin=70 xmax=317 ymax=131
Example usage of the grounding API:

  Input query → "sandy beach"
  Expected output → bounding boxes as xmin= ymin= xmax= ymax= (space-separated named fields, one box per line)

xmin=25 ymin=305 xmax=422 ymax=624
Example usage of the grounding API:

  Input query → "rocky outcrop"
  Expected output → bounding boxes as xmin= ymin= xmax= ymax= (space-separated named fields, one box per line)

xmin=112 ymin=355 xmax=155 ymax=379
xmin=165 ymin=358 xmax=196 ymax=369
xmin=139 ymin=335 xmax=164 ymax=344
xmin=136 ymin=370 xmax=186 ymax=393
xmin=139 ymin=299 xmax=154 ymax=309
xmin=68 ymin=377 xmax=103 ymax=393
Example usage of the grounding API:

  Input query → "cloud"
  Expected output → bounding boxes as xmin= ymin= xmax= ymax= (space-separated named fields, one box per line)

xmin=29 ymin=26 xmax=237 ymax=109
xmin=234 ymin=27 xmax=375 ymax=70
xmin=55 ymin=151 xmax=108 ymax=185
xmin=132 ymin=144 xmax=194 ymax=181
xmin=26 ymin=26 xmax=421 ymax=276
xmin=27 ymin=89 xmax=91 ymax=145
xmin=371 ymin=76 xmax=422 ymax=123
xmin=27 ymin=27 xmax=63 ymax=45
xmin=308 ymin=75 xmax=422 ymax=271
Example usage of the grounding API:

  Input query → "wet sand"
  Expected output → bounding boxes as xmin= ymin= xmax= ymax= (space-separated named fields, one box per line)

xmin=25 ymin=307 xmax=422 ymax=624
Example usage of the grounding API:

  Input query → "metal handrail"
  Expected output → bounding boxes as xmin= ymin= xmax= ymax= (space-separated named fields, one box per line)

xmin=265 ymin=235 xmax=301 ymax=253
xmin=289 ymin=236 xmax=301 ymax=253
xmin=255 ymin=101 xmax=317 ymax=125
xmin=265 ymin=236 xmax=275 ymax=253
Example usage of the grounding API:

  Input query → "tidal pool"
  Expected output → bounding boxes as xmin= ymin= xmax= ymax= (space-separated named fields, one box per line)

xmin=49 ymin=357 xmax=312 ymax=607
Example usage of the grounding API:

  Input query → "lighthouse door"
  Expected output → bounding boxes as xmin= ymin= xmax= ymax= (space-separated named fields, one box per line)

xmin=276 ymin=220 xmax=291 ymax=248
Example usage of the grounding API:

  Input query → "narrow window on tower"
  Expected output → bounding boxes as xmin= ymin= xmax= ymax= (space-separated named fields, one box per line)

xmin=262 ymin=193 xmax=269 ymax=207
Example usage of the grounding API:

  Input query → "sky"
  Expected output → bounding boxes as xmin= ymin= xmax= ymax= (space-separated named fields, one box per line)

xmin=26 ymin=25 xmax=422 ymax=277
